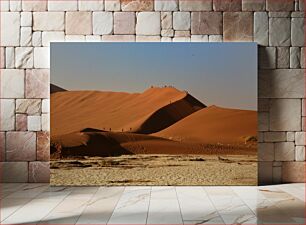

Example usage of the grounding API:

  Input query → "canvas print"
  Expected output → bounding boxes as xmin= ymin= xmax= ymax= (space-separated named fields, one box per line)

xmin=50 ymin=43 xmax=258 ymax=186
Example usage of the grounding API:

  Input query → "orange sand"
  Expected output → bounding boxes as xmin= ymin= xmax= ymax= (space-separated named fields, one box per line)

xmin=51 ymin=87 xmax=205 ymax=137
xmin=154 ymin=105 xmax=257 ymax=144
xmin=51 ymin=87 xmax=256 ymax=159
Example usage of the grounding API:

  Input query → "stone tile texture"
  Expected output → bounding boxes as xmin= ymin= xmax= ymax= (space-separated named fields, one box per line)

xmin=136 ymin=12 xmax=160 ymax=35
xmin=259 ymin=69 xmax=304 ymax=98
xmin=155 ymin=0 xmax=178 ymax=11
xmin=270 ymin=99 xmax=301 ymax=132
xmin=66 ymin=12 xmax=92 ymax=35
xmin=25 ymin=69 xmax=50 ymax=99
xmin=93 ymin=12 xmax=113 ymax=35
xmin=213 ymin=0 xmax=242 ymax=11
xmin=79 ymin=0 xmax=104 ymax=11
xmin=37 ymin=132 xmax=50 ymax=161
xmin=0 ymin=162 xmax=28 ymax=182
xmin=173 ymin=12 xmax=190 ymax=30
xmin=121 ymin=0 xmax=154 ymax=11
xmin=1 ymin=12 xmax=20 ymax=46
xmin=191 ymin=12 xmax=222 ymax=35
xmin=266 ymin=0 xmax=294 ymax=11
xmin=0 ymin=100 xmax=15 ymax=131
xmin=223 ymin=12 xmax=253 ymax=42
xmin=16 ymin=114 xmax=27 ymax=131
xmin=48 ymin=0 xmax=78 ymax=11
xmin=105 ymin=0 xmax=121 ymax=11
xmin=33 ymin=12 xmax=65 ymax=31
xmin=179 ymin=0 xmax=212 ymax=11
xmin=0 ymin=69 xmax=24 ymax=98
xmin=291 ymin=18 xmax=304 ymax=47
xmin=22 ymin=0 xmax=47 ymax=11
xmin=254 ymin=12 xmax=268 ymax=46
xmin=242 ymin=0 xmax=265 ymax=11
xmin=29 ymin=161 xmax=50 ymax=182
xmin=6 ymin=132 xmax=36 ymax=161
xmin=269 ymin=18 xmax=291 ymax=47
xmin=114 ymin=12 xmax=135 ymax=35
xmin=16 ymin=99 xmax=41 ymax=115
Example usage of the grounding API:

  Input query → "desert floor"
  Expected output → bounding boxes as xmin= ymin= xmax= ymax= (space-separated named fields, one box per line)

xmin=50 ymin=154 xmax=257 ymax=186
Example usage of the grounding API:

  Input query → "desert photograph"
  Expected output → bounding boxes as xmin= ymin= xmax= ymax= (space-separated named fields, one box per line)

xmin=50 ymin=43 xmax=258 ymax=186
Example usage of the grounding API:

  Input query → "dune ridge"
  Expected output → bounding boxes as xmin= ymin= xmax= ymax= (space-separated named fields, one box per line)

xmin=51 ymin=86 xmax=257 ymax=159
xmin=51 ymin=87 xmax=206 ymax=137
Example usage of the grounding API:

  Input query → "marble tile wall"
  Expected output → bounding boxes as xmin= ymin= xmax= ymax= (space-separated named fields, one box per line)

xmin=0 ymin=0 xmax=305 ymax=184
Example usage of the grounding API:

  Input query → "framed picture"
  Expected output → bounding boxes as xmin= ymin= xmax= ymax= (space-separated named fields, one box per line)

xmin=50 ymin=43 xmax=257 ymax=186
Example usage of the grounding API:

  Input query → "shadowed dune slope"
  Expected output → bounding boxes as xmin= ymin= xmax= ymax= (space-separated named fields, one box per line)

xmin=51 ymin=129 xmax=256 ymax=159
xmin=153 ymin=106 xmax=257 ymax=144
xmin=51 ymin=87 xmax=206 ymax=137
xmin=51 ymin=84 xmax=67 ymax=94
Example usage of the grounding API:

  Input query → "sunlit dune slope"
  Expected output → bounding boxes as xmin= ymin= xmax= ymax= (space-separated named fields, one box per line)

xmin=51 ymin=87 xmax=205 ymax=136
xmin=154 ymin=105 xmax=257 ymax=144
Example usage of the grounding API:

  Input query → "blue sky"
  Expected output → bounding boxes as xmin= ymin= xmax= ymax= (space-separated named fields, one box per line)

xmin=51 ymin=43 xmax=257 ymax=110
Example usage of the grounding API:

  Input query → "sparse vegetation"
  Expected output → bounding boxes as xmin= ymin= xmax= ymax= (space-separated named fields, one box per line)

xmin=189 ymin=158 xmax=206 ymax=162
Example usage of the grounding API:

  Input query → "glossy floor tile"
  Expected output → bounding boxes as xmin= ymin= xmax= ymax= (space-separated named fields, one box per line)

xmin=0 ymin=183 xmax=305 ymax=224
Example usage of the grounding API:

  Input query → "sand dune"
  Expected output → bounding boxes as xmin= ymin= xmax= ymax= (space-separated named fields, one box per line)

xmin=154 ymin=105 xmax=257 ymax=145
xmin=51 ymin=87 xmax=256 ymax=159
xmin=51 ymin=84 xmax=66 ymax=94
xmin=51 ymin=86 xmax=257 ymax=185
xmin=51 ymin=87 xmax=205 ymax=137
xmin=51 ymin=129 xmax=256 ymax=159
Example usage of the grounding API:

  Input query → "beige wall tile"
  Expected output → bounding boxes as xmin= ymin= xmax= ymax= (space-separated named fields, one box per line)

xmin=66 ymin=12 xmax=92 ymax=35
xmin=1 ymin=12 xmax=20 ymax=46
xmin=270 ymin=99 xmax=301 ymax=132
xmin=29 ymin=161 xmax=50 ymax=182
xmin=136 ymin=12 xmax=160 ymax=35
xmin=121 ymin=0 xmax=154 ymax=11
xmin=6 ymin=132 xmax=36 ymax=161
xmin=223 ymin=12 xmax=253 ymax=42
xmin=179 ymin=0 xmax=212 ymax=11
xmin=0 ymin=162 xmax=28 ymax=182
xmin=0 ymin=99 xmax=15 ymax=131
xmin=0 ymin=70 xmax=24 ymax=98
xmin=191 ymin=12 xmax=222 ymax=35
xmin=213 ymin=0 xmax=242 ymax=11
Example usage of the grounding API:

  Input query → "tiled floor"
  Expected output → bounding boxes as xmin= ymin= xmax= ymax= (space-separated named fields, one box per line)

xmin=0 ymin=183 xmax=305 ymax=224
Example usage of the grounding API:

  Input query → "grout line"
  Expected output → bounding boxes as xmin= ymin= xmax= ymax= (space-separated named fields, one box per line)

xmin=1 ymin=184 xmax=50 ymax=223
xmin=75 ymin=186 xmax=100 ymax=224
xmin=105 ymin=186 xmax=126 ymax=225
xmin=37 ymin=186 xmax=75 ymax=223
xmin=145 ymin=186 xmax=152 ymax=225
xmin=0 ymin=184 xmax=32 ymax=222
xmin=230 ymin=186 xmax=264 ymax=223
xmin=174 ymin=186 xmax=185 ymax=224
xmin=202 ymin=186 xmax=227 ymax=225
